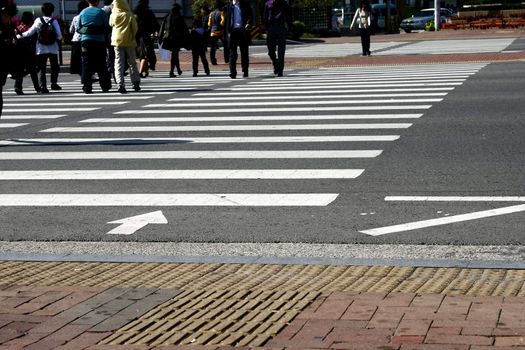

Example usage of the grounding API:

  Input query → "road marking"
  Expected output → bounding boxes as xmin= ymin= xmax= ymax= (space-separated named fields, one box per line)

xmin=0 ymin=193 xmax=340 ymax=206
xmin=0 ymin=150 xmax=382 ymax=160
xmin=145 ymin=99 xmax=442 ymax=107
xmin=41 ymin=124 xmax=412 ymax=132
xmin=111 ymin=106 xmax=432 ymax=114
xmin=222 ymin=83 xmax=463 ymax=91
xmin=385 ymin=196 xmax=525 ymax=202
xmin=0 ymin=115 xmax=66 ymax=119
xmin=245 ymin=78 xmax=467 ymax=85
xmin=360 ymin=204 xmax=525 ymax=236
xmin=0 ymin=169 xmax=365 ymax=180
xmin=3 ymin=108 xmax=98 ymax=112
xmin=4 ymin=102 xmax=127 ymax=106
xmin=0 ymin=123 xmax=28 ymax=128
xmin=194 ymin=87 xmax=456 ymax=96
xmin=0 ymin=135 xmax=400 ymax=146
xmin=91 ymin=114 xmax=423 ymax=122
xmin=166 ymin=94 xmax=447 ymax=102
xmin=3 ymin=96 xmax=154 ymax=101
xmin=107 ymin=211 xmax=167 ymax=235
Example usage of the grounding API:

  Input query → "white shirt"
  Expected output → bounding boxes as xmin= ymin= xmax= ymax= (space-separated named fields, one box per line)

xmin=21 ymin=16 xmax=62 ymax=55
xmin=70 ymin=15 xmax=81 ymax=42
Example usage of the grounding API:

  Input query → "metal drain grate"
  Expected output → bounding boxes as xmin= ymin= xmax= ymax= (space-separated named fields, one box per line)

xmin=99 ymin=288 xmax=320 ymax=347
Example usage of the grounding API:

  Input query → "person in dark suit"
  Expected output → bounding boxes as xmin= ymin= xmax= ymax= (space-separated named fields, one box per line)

xmin=263 ymin=0 xmax=292 ymax=77
xmin=223 ymin=0 xmax=253 ymax=79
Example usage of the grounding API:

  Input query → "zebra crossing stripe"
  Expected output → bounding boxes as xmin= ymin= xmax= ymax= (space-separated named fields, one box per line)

xmin=87 ymin=114 xmax=423 ymax=122
xmin=3 ymin=102 xmax=128 ymax=106
xmin=194 ymin=87 xmax=456 ymax=96
xmin=3 ymin=96 xmax=154 ymax=101
xmin=0 ymin=150 xmax=382 ymax=160
xmin=166 ymin=93 xmax=447 ymax=102
xmin=0 ymin=135 xmax=400 ymax=146
xmin=248 ymin=77 xmax=468 ymax=84
xmin=222 ymin=83 xmax=463 ymax=91
xmin=3 ymin=108 xmax=99 ymax=112
xmin=0 ymin=193 xmax=340 ymax=206
xmin=0 ymin=169 xmax=365 ymax=180
xmin=41 ymin=123 xmax=412 ymax=132
xmin=0 ymin=123 xmax=28 ymax=128
xmin=0 ymin=115 xmax=66 ymax=120
xmin=114 ymin=106 xmax=431 ymax=114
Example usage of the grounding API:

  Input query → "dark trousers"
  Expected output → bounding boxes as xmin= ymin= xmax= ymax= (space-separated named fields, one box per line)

xmin=228 ymin=28 xmax=249 ymax=75
xmin=266 ymin=23 xmax=287 ymax=74
xmin=14 ymin=70 xmax=39 ymax=93
xmin=37 ymin=53 xmax=59 ymax=90
xmin=0 ymin=72 xmax=5 ymax=117
xmin=81 ymin=40 xmax=112 ymax=91
xmin=209 ymin=35 xmax=229 ymax=64
xmin=170 ymin=47 xmax=182 ymax=75
xmin=359 ymin=28 xmax=371 ymax=54
xmin=192 ymin=46 xmax=210 ymax=75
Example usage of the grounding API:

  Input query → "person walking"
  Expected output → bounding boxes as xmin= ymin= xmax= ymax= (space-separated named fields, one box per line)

xmin=350 ymin=0 xmax=372 ymax=56
xmin=263 ymin=0 xmax=292 ymax=77
xmin=102 ymin=0 xmax=115 ymax=81
xmin=134 ymin=0 xmax=159 ymax=76
xmin=1 ymin=0 xmax=18 ymax=117
xmin=17 ymin=2 xmax=62 ymax=93
xmin=190 ymin=16 xmax=210 ymax=77
xmin=13 ymin=11 xmax=40 ymax=94
xmin=69 ymin=0 xmax=89 ymax=76
xmin=207 ymin=0 xmax=227 ymax=65
xmin=109 ymin=0 xmax=140 ymax=93
xmin=159 ymin=2 xmax=189 ymax=78
xmin=78 ymin=0 xmax=112 ymax=94
xmin=223 ymin=0 xmax=253 ymax=79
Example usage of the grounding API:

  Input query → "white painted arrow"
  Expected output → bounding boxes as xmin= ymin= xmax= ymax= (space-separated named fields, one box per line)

xmin=106 ymin=211 xmax=168 ymax=235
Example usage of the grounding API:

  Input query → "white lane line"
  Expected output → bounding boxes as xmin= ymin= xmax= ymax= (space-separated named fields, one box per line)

xmin=385 ymin=196 xmax=525 ymax=202
xmin=0 ymin=150 xmax=382 ymax=160
xmin=41 ymin=123 xmax=412 ymax=132
xmin=166 ymin=94 xmax=447 ymax=102
xmin=222 ymin=83 xmax=463 ymax=91
xmin=264 ymin=72 xmax=477 ymax=80
xmin=67 ymin=92 xmax=175 ymax=96
xmin=360 ymin=204 xmax=525 ymax=236
xmin=247 ymin=77 xmax=468 ymax=85
xmin=115 ymin=106 xmax=431 ymax=114
xmin=0 ymin=193 xmax=340 ymax=206
xmin=3 ymin=108 xmax=99 ymax=112
xmin=0 ymin=169 xmax=365 ymax=180
xmin=4 ymin=102 xmax=128 ymax=106
xmin=0 ymin=115 xmax=66 ymax=120
xmin=194 ymin=87 xmax=456 ymax=96
xmin=3 ymin=96 xmax=154 ymax=101
xmin=86 ymin=114 xmax=422 ymax=122
xmin=146 ymin=99 xmax=442 ymax=108
xmin=0 ymin=135 xmax=400 ymax=146
xmin=0 ymin=123 xmax=28 ymax=128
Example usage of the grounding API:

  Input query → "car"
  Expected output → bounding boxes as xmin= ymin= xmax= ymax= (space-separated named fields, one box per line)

xmin=399 ymin=8 xmax=455 ymax=32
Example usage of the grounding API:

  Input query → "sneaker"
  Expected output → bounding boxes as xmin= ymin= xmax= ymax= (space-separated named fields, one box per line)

xmin=118 ymin=86 xmax=127 ymax=94
xmin=50 ymin=83 xmax=62 ymax=90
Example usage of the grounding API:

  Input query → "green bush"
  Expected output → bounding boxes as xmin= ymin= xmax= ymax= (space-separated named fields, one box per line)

xmin=291 ymin=20 xmax=306 ymax=39
xmin=425 ymin=20 xmax=435 ymax=30
xmin=192 ymin=0 xmax=210 ymax=16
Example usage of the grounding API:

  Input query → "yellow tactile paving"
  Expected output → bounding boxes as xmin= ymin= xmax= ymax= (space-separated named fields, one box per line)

xmin=2 ymin=261 xmax=524 ymax=346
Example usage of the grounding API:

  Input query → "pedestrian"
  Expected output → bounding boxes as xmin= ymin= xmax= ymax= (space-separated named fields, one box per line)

xmin=263 ymin=0 xmax=292 ymax=77
xmin=17 ymin=2 xmax=62 ymax=93
xmin=350 ymin=0 xmax=372 ymax=56
xmin=159 ymin=2 xmax=189 ymax=78
xmin=69 ymin=0 xmax=89 ymax=76
xmin=109 ymin=0 xmax=140 ymax=93
xmin=223 ymin=0 xmax=253 ymax=79
xmin=102 ymin=0 xmax=115 ymax=81
xmin=1 ymin=0 xmax=18 ymax=117
xmin=134 ymin=0 xmax=159 ymax=77
xmin=78 ymin=0 xmax=112 ymax=94
xmin=190 ymin=16 xmax=210 ymax=77
xmin=207 ymin=0 xmax=228 ymax=65
xmin=13 ymin=11 xmax=40 ymax=94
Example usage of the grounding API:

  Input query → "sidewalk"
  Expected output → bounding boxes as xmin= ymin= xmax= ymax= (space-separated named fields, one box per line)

xmin=2 ymin=29 xmax=525 ymax=350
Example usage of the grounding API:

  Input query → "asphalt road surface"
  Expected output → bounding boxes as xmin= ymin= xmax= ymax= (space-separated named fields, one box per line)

xmin=0 ymin=60 xmax=523 ymax=247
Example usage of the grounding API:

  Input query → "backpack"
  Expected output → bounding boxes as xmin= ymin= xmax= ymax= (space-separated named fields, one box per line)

xmin=38 ymin=17 xmax=57 ymax=45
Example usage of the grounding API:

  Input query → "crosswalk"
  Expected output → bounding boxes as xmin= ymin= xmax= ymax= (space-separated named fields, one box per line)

xmin=254 ymin=38 xmax=516 ymax=58
xmin=0 ymin=63 xmax=487 ymax=210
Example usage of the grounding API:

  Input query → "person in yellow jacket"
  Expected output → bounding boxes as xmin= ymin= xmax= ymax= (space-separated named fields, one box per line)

xmin=109 ymin=0 xmax=140 ymax=93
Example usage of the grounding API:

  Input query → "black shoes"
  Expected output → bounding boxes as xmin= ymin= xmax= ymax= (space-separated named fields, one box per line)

xmin=243 ymin=72 xmax=248 ymax=78
xmin=40 ymin=88 xmax=50 ymax=94
xmin=15 ymin=89 xmax=23 ymax=95
xmin=50 ymin=83 xmax=62 ymax=90
xmin=133 ymin=83 xmax=141 ymax=92
xmin=118 ymin=86 xmax=127 ymax=94
xmin=169 ymin=72 xmax=176 ymax=77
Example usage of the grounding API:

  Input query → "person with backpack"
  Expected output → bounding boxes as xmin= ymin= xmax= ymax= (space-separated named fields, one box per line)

xmin=109 ymin=0 xmax=140 ymax=93
xmin=13 ymin=11 xmax=40 ymax=94
xmin=16 ymin=2 xmax=62 ymax=93
xmin=78 ymin=0 xmax=112 ymax=94
xmin=207 ymin=0 xmax=228 ymax=65
xmin=190 ymin=16 xmax=210 ymax=77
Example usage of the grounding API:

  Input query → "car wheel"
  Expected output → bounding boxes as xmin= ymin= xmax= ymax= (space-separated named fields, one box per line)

xmin=404 ymin=29 xmax=412 ymax=33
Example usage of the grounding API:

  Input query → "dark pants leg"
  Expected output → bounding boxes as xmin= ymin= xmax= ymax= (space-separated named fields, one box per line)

xmin=170 ymin=48 xmax=181 ymax=75
xmin=192 ymin=50 xmax=199 ymax=74
xmin=200 ymin=49 xmax=210 ymax=74
xmin=37 ymin=54 xmax=49 ymax=90
xmin=82 ymin=40 xmax=111 ymax=92
xmin=209 ymin=36 xmax=218 ymax=64
xmin=267 ymin=23 xmax=286 ymax=74
xmin=360 ymin=28 xmax=371 ymax=54
xmin=49 ymin=54 xmax=59 ymax=85
xmin=228 ymin=30 xmax=241 ymax=76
